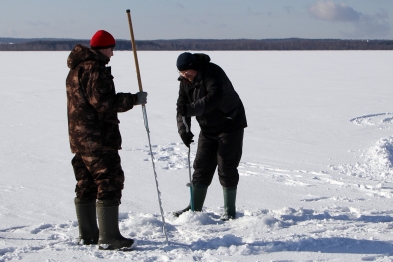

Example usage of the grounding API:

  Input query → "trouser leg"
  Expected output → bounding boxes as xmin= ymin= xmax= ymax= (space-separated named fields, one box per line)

xmin=72 ymin=153 xmax=97 ymax=199
xmin=192 ymin=132 xmax=218 ymax=186
xmin=217 ymin=128 xmax=244 ymax=188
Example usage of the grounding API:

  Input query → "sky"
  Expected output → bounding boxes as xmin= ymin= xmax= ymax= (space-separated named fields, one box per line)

xmin=1 ymin=0 xmax=392 ymax=40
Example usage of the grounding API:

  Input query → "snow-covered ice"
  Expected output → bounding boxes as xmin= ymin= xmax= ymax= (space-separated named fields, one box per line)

xmin=1 ymin=50 xmax=393 ymax=261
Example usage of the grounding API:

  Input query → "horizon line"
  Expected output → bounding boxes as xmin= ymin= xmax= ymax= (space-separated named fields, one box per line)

xmin=1 ymin=37 xmax=393 ymax=42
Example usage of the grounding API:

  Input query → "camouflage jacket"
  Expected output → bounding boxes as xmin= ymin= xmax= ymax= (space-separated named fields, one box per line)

xmin=66 ymin=44 xmax=135 ymax=153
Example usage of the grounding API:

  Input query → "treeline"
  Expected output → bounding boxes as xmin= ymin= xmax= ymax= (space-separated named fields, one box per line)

xmin=1 ymin=38 xmax=393 ymax=51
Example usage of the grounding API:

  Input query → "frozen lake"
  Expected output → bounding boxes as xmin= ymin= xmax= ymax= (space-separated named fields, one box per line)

xmin=0 ymin=50 xmax=393 ymax=261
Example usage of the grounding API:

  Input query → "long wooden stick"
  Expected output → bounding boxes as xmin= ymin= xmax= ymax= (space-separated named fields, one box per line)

xmin=126 ymin=9 xmax=143 ymax=93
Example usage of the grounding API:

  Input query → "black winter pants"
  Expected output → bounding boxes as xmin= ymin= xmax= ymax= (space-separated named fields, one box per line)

xmin=192 ymin=128 xmax=244 ymax=188
xmin=72 ymin=150 xmax=125 ymax=201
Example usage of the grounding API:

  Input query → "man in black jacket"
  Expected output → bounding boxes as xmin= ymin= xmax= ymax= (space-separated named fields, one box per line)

xmin=174 ymin=52 xmax=247 ymax=221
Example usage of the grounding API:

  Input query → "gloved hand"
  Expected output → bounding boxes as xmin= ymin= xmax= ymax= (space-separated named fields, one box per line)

xmin=180 ymin=131 xmax=194 ymax=148
xmin=177 ymin=104 xmax=188 ymax=116
xmin=134 ymin=92 xmax=148 ymax=105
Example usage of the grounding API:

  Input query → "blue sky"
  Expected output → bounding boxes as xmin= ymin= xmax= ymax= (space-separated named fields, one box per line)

xmin=1 ymin=0 xmax=392 ymax=40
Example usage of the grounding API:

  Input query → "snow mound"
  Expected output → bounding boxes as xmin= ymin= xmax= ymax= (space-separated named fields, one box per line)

xmin=332 ymin=136 xmax=393 ymax=182
xmin=173 ymin=210 xmax=217 ymax=225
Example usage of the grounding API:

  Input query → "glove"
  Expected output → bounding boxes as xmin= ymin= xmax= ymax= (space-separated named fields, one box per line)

xmin=134 ymin=92 xmax=147 ymax=105
xmin=180 ymin=131 xmax=194 ymax=148
xmin=177 ymin=104 xmax=188 ymax=116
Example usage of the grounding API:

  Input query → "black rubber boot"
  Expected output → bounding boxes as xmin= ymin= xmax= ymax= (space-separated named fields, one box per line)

xmin=96 ymin=199 xmax=137 ymax=251
xmin=74 ymin=197 xmax=99 ymax=245
xmin=173 ymin=184 xmax=208 ymax=217
xmin=220 ymin=187 xmax=237 ymax=221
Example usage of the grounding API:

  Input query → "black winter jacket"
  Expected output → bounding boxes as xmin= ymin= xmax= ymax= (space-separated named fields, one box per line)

xmin=176 ymin=54 xmax=247 ymax=135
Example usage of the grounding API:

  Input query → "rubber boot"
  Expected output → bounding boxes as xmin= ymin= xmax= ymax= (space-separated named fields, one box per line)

xmin=173 ymin=184 xmax=208 ymax=217
xmin=220 ymin=187 xmax=237 ymax=221
xmin=96 ymin=199 xmax=137 ymax=251
xmin=74 ymin=197 xmax=99 ymax=245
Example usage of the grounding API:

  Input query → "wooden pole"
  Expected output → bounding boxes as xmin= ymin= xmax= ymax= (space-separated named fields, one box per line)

xmin=126 ymin=9 xmax=143 ymax=92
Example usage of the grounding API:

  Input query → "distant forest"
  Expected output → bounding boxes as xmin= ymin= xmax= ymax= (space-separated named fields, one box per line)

xmin=1 ymin=38 xmax=393 ymax=51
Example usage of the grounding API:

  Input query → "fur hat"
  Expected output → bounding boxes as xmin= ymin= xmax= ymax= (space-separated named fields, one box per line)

xmin=90 ymin=30 xmax=116 ymax=50
xmin=176 ymin=52 xmax=199 ymax=71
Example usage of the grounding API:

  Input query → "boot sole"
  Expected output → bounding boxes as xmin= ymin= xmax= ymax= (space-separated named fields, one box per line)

xmin=99 ymin=239 xmax=137 ymax=251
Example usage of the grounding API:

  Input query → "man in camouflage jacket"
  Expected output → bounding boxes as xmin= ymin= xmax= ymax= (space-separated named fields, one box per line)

xmin=66 ymin=43 xmax=142 ymax=200
xmin=66 ymin=30 xmax=145 ymax=250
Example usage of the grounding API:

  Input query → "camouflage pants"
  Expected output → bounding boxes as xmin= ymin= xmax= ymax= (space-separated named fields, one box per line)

xmin=72 ymin=150 xmax=125 ymax=201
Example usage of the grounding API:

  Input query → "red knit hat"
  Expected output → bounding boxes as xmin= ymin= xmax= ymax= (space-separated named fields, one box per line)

xmin=90 ymin=30 xmax=116 ymax=50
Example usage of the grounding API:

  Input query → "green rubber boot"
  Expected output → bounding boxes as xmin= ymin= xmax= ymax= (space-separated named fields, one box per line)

xmin=173 ymin=184 xmax=208 ymax=217
xmin=96 ymin=199 xmax=137 ymax=251
xmin=220 ymin=187 xmax=237 ymax=221
xmin=74 ymin=197 xmax=99 ymax=245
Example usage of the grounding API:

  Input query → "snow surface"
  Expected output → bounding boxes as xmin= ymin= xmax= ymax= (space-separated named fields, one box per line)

xmin=1 ymin=50 xmax=393 ymax=261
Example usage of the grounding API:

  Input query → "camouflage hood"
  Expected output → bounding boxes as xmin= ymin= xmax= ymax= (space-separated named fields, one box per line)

xmin=67 ymin=44 xmax=109 ymax=69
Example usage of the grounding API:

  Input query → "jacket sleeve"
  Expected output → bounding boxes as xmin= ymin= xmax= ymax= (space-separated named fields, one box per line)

xmin=112 ymin=92 xmax=136 ymax=113
xmin=187 ymin=69 xmax=224 ymax=117
xmin=84 ymin=66 xmax=135 ymax=113
xmin=176 ymin=84 xmax=191 ymax=135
